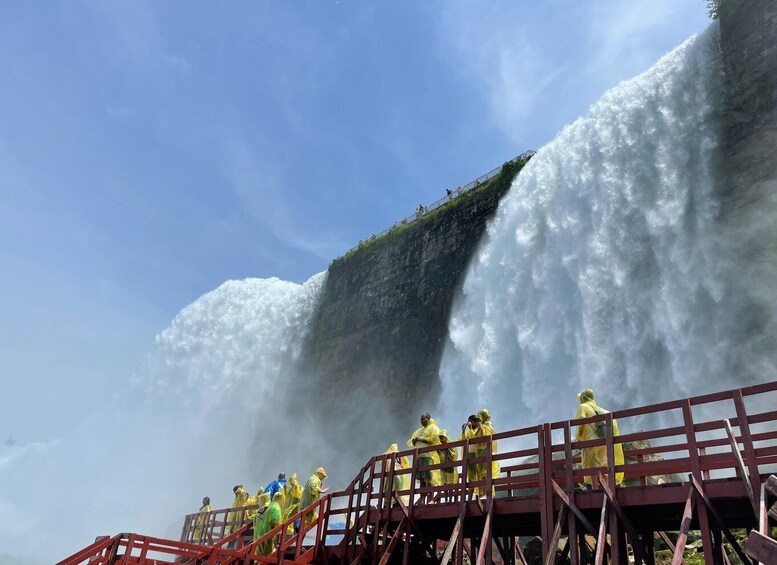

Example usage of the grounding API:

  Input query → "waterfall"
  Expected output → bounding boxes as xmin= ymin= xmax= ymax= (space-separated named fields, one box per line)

xmin=0 ymin=272 xmax=325 ymax=564
xmin=438 ymin=24 xmax=772 ymax=431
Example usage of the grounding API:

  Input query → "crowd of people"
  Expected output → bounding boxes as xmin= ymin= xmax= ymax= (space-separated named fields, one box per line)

xmin=192 ymin=388 xmax=623 ymax=553
xmin=192 ymin=467 xmax=329 ymax=555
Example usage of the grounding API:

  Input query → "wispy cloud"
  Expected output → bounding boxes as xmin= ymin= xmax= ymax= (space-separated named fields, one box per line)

xmin=224 ymin=139 xmax=347 ymax=260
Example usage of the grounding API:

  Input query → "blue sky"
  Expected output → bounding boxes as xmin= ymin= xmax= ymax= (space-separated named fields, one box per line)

xmin=0 ymin=1 xmax=710 ymax=445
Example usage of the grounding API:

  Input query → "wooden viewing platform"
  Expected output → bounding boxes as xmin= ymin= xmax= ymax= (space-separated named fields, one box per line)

xmin=59 ymin=381 xmax=777 ymax=564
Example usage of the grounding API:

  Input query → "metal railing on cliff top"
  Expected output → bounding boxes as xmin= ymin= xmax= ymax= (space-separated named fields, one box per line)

xmin=337 ymin=149 xmax=536 ymax=260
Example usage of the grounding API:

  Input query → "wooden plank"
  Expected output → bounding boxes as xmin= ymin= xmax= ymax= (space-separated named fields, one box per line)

xmin=770 ymin=502 xmax=777 ymax=522
xmin=671 ymin=486 xmax=695 ymax=565
xmin=598 ymin=473 xmax=646 ymax=565
xmin=682 ymin=399 xmax=715 ymax=564
xmin=744 ymin=530 xmax=777 ymax=564
xmin=689 ymin=475 xmax=753 ymax=565
xmin=377 ymin=517 xmax=406 ymax=565
xmin=552 ymin=480 xmax=596 ymax=537
xmin=724 ymin=418 xmax=758 ymax=516
xmin=760 ymin=482 xmax=768 ymax=537
xmin=733 ymin=391 xmax=762 ymax=510
xmin=765 ymin=475 xmax=777 ymax=496
xmin=594 ymin=497 xmax=608 ymax=565
xmin=515 ymin=537 xmax=529 ymax=565
xmin=439 ymin=503 xmax=467 ymax=565
xmin=475 ymin=498 xmax=493 ymax=565
xmin=543 ymin=506 xmax=567 ymax=565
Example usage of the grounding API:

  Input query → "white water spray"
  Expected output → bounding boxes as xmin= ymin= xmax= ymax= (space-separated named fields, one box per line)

xmin=439 ymin=25 xmax=773 ymax=430
xmin=0 ymin=273 xmax=325 ymax=564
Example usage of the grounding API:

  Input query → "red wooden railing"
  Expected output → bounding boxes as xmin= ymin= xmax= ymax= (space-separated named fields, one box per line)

xmin=59 ymin=380 xmax=777 ymax=564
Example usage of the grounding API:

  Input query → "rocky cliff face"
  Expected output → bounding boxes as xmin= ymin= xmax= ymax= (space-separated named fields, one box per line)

xmin=296 ymin=159 xmax=527 ymax=464
xmin=717 ymin=0 xmax=777 ymax=375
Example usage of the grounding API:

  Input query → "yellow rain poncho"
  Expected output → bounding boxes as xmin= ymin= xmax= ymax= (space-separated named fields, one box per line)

xmin=246 ymin=492 xmax=270 ymax=520
xmin=478 ymin=409 xmax=501 ymax=480
xmin=575 ymin=389 xmax=624 ymax=485
xmin=407 ymin=418 xmax=442 ymax=486
xmin=437 ymin=431 xmax=459 ymax=486
xmin=383 ymin=443 xmax=411 ymax=505
xmin=193 ymin=502 xmax=213 ymax=542
xmin=301 ymin=468 xmax=327 ymax=526
xmin=459 ymin=422 xmax=494 ymax=496
xmin=254 ymin=492 xmax=284 ymax=556
xmin=227 ymin=486 xmax=249 ymax=534
xmin=282 ymin=473 xmax=303 ymax=534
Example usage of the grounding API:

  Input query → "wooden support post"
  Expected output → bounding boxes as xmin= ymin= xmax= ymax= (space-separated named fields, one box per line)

xmin=641 ymin=532 xmax=656 ymax=565
xmin=493 ymin=536 xmax=511 ymax=565
xmin=682 ymin=400 xmax=715 ymax=565
xmin=377 ymin=517 xmax=407 ymax=565
xmin=733 ymin=391 xmax=761 ymax=510
xmin=604 ymin=413 xmax=622 ymax=565
xmin=543 ymin=506 xmax=568 ymax=565
xmin=539 ymin=424 xmax=555 ymax=560
xmin=552 ymin=480 xmax=597 ymax=537
xmin=671 ymin=486 xmax=695 ymax=565
xmin=594 ymin=496 xmax=608 ymax=565
xmin=475 ymin=498 xmax=493 ymax=565
xmin=439 ymin=503 xmax=467 ymax=565
xmin=564 ymin=422 xmax=580 ymax=565
xmin=744 ymin=530 xmax=777 ymax=564
xmin=724 ymin=419 xmax=758 ymax=517
xmin=598 ymin=473 xmax=646 ymax=565
xmin=689 ymin=475 xmax=754 ymax=565
xmin=402 ymin=449 xmax=420 ymax=565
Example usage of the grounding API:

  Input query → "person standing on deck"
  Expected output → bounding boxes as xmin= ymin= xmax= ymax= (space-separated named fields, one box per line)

xmin=574 ymin=388 xmax=625 ymax=489
xmin=193 ymin=497 xmax=213 ymax=543
xmin=438 ymin=430 xmax=459 ymax=501
xmin=478 ymin=409 xmax=501 ymax=484
xmin=301 ymin=467 xmax=329 ymax=526
xmin=459 ymin=415 xmax=491 ymax=498
xmin=407 ymin=412 xmax=442 ymax=500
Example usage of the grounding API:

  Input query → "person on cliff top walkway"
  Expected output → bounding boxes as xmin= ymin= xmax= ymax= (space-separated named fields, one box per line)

xmin=437 ymin=430 xmax=459 ymax=502
xmin=193 ymin=496 xmax=213 ymax=543
xmin=459 ymin=414 xmax=494 ymax=498
xmin=575 ymin=388 xmax=624 ymax=489
xmin=478 ymin=408 xmax=501 ymax=484
xmin=301 ymin=467 xmax=329 ymax=527
xmin=264 ymin=472 xmax=287 ymax=500
xmin=407 ymin=412 xmax=442 ymax=502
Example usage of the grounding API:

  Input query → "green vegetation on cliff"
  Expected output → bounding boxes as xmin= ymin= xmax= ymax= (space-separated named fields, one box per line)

xmin=331 ymin=156 xmax=530 ymax=267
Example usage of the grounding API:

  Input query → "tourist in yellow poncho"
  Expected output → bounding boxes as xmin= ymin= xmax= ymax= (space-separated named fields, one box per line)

xmin=407 ymin=412 xmax=442 ymax=495
xmin=459 ymin=414 xmax=493 ymax=497
xmin=254 ymin=491 xmax=284 ymax=556
xmin=478 ymin=409 xmax=501 ymax=482
xmin=282 ymin=473 xmax=303 ymax=534
xmin=383 ymin=443 xmax=411 ymax=506
xmin=245 ymin=491 xmax=271 ymax=527
xmin=193 ymin=496 xmax=212 ymax=542
xmin=227 ymin=485 xmax=249 ymax=534
xmin=301 ymin=467 xmax=329 ymax=526
xmin=437 ymin=430 xmax=459 ymax=486
xmin=575 ymin=388 xmax=624 ymax=488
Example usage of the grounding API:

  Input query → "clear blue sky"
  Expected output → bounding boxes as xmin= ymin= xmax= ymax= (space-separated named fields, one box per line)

xmin=0 ymin=1 xmax=710 ymax=445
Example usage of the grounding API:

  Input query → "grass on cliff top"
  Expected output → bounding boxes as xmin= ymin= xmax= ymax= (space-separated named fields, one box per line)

xmin=330 ymin=157 xmax=530 ymax=268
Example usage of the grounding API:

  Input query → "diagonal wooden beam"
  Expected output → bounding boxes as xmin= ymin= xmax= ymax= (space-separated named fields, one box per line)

xmin=439 ymin=503 xmax=467 ymax=565
xmin=724 ymin=419 xmax=758 ymax=516
xmin=493 ymin=536 xmax=511 ymax=565
xmin=543 ymin=506 xmax=568 ymax=565
xmin=475 ymin=498 xmax=494 ymax=565
xmin=598 ymin=473 xmax=646 ymax=565
xmin=671 ymin=485 xmax=695 ymax=565
xmin=551 ymin=480 xmax=596 ymax=537
xmin=689 ymin=475 xmax=754 ymax=565
xmin=594 ymin=496 xmax=608 ymax=565
xmin=744 ymin=530 xmax=777 ymax=564
xmin=378 ymin=517 xmax=407 ymax=565
xmin=515 ymin=537 xmax=529 ymax=565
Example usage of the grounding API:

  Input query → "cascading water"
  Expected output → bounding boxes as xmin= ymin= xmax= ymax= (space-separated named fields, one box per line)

xmin=439 ymin=24 xmax=774 ymax=431
xmin=0 ymin=273 xmax=325 ymax=564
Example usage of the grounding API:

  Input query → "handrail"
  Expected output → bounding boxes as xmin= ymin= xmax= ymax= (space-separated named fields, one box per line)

xmin=334 ymin=149 xmax=537 ymax=261
xmin=113 ymin=379 xmax=776 ymax=564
